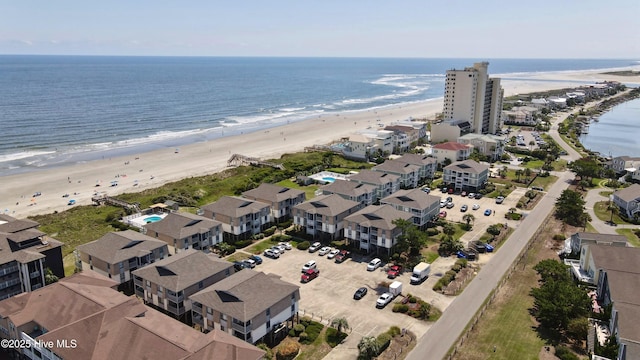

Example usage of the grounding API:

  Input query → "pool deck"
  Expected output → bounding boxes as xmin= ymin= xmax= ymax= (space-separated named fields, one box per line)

xmin=124 ymin=212 xmax=168 ymax=229
xmin=308 ymin=171 xmax=349 ymax=184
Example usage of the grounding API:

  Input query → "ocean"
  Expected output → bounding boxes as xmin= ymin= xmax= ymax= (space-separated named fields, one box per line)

xmin=0 ymin=56 xmax=638 ymax=175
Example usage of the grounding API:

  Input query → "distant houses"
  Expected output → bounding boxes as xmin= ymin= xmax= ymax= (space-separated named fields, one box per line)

xmin=611 ymin=184 xmax=640 ymax=220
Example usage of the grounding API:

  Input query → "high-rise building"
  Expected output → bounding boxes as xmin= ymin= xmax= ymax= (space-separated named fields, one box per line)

xmin=442 ymin=62 xmax=503 ymax=134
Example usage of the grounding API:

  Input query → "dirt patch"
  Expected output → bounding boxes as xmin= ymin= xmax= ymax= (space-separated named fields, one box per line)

xmin=377 ymin=331 xmax=417 ymax=360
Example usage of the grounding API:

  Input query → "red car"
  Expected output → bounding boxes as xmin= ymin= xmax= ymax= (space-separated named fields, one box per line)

xmin=439 ymin=211 xmax=447 ymax=218
xmin=335 ymin=250 xmax=351 ymax=263
xmin=301 ymin=268 xmax=320 ymax=283
xmin=387 ymin=265 xmax=403 ymax=279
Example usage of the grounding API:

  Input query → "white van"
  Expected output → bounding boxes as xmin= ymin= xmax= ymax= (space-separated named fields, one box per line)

xmin=302 ymin=260 xmax=317 ymax=272
xmin=367 ymin=258 xmax=382 ymax=271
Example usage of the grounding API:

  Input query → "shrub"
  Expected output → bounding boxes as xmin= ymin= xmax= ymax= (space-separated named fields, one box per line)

xmin=288 ymin=328 xmax=296 ymax=337
xmin=455 ymin=259 xmax=468 ymax=268
xmin=376 ymin=333 xmax=392 ymax=354
xmin=293 ymin=323 xmax=305 ymax=335
xmin=264 ymin=226 xmax=277 ymax=236
xmin=408 ymin=296 xmax=417 ymax=303
xmin=234 ymin=239 xmax=253 ymax=248
xmin=330 ymin=240 xmax=345 ymax=248
xmin=432 ymin=281 xmax=444 ymax=292
xmin=426 ymin=228 xmax=440 ymax=236
xmin=257 ymin=343 xmax=273 ymax=360
xmin=388 ymin=326 xmax=401 ymax=337
xmin=553 ymin=234 xmax=565 ymax=241
xmin=392 ymin=304 xmax=409 ymax=313
xmin=297 ymin=241 xmax=310 ymax=250
xmin=445 ymin=270 xmax=457 ymax=279
xmin=276 ymin=338 xmax=300 ymax=360
xmin=298 ymin=332 xmax=309 ymax=342
xmin=299 ymin=320 xmax=323 ymax=344
xmin=555 ymin=345 xmax=579 ymax=360
xmin=325 ymin=327 xmax=348 ymax=347
xmin=452 ymin=264 xmax=462 ymax=273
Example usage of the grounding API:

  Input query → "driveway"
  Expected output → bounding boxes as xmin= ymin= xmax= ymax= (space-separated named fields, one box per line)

xmin=584 ymin=187 xmax=639 ymax=234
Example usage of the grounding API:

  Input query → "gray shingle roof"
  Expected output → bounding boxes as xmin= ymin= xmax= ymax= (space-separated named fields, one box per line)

xmin=320 ymin=180 xmax=376 ymax=197
xmin=380 ymin=189 xmax=440 ymax=210
xmin=344 ymin=205 xmax=412 ymax=230
xmin=590 ymin=245 xmax=640 ymax=275
xmin=444 ymin=159 xmax=490 ymax=174
xmin=132 ymin=249 xmax=233 ymax=291
xmin=190 ymin=270 xmax=299 ymax=322
xmin=373 ymin=159 xmax=420 ymax=174
xmin=575 ymin=232 xmax=627 ymax=244
xmin=293 ymin=194 xmax=360 ymax=217
xmin=613 ymin=183 xmax=640 ymax=203
xmin=201 ymin=196 xmax=270 ymax=218
xmin=348 ymin=170 xmax=400 ymax=185
xmin=144 ymin=212 xmax=221 ymax=240
xmin=242 ymin=183 xmax=305 ymax=203
xmin=395 ymin=153 xmax=437 ymax=167
xmin=77 ymin=230 xmax=167 ymax=264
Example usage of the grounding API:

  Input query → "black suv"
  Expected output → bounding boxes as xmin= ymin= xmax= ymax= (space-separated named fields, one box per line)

xmin=353 ymin=287 xmax=368 ymax=300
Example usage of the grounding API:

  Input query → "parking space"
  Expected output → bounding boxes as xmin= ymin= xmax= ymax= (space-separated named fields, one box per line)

xmin=255 ymin=247 xmax=442 ymax=344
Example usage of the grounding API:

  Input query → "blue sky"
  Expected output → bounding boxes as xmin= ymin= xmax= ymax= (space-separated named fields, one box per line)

xmin=1 ymin=0 xmax=638 ymax=58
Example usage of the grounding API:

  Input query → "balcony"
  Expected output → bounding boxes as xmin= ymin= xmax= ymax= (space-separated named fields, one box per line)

xmin=30 ymin=271 xmax=41 ymax=279
xmin=166 ymin=292 xmax=185 ymax=303
xmin=167 ymin=303 xmax=186 ymax=315
xmin=0 ymin=266 xmax=19 ymax=276
xmin=0 ymin=278 xmax=21 ymax=290
xmin=232 ymin=321 xmax=252 ymax=333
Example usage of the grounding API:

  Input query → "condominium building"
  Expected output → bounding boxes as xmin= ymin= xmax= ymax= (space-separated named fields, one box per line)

xmin=0 ymin=215 xmax=64 ymax=300
xmin=457 ymin=133 xmax=506 ymax=161
xmin=242 ymin=183 xmax=306 ymax=222
xmin=343 ymin=205 xmax=413 ymax=254
xmin=143 ymin=212 xmax=223 ymax=254
xmin=200 ymin=196 xmax=271 ymax=239
xmin=320 ymin=180 xmax=377 ymax=206
xmin=443 ymin=160 xmax=490 ymax=192
xmin=0 ymin=272 xmax=265 ymax=360
xmin=380 ymin=189 xmax=441 ymax=228
xmin=393 ymin=153 xmax=438 ymax=183
xmin=77 ymin=230 xmax=168 ymax=285
xmin=348 ymin=170 xmax=400 ymax=201
xmin=442 ymin=62 xmax=503 ymax=135
xmin=432 ymin=142 xmax=473 ymax=165
xmin=191 ymin=269 xmax=300 ymax=345
xmin=372 ymin=159 xmax=420 ymax=189
xmin=133 ymin=249 xmax=235 ymax=322
xmin=292 ymin=194 xmax=362 ymax=240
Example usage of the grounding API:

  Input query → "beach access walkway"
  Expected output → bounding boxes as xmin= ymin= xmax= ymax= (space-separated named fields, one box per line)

xmin=227 ymin=154 xmax=285 ymax=170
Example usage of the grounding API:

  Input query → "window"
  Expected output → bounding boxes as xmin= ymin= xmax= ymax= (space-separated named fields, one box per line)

xmin=221 ymin=313 xmax=227 ymax=320
xmin=266 ymin=308 xmax=270 ymax=316
xmin=207 ymin=308 xmax=213 ymax=315
xmin=198 ymin=281 xmax=204 ymax=289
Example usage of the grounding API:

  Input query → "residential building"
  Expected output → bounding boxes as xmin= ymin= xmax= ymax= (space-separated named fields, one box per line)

xmin=442 ymin=62 xmax=503 ymax=135
xmin=320 ymin=180 xmax=377 ymax=206
xmin=292 ymin=194 xmax=362 ymax=240
xmin=348 ymin=170 xmax=400 ymax=201
xmin=530 ymin=98 xmax=549 ymax=109
xmin=610 ymin=156 xmax=640 ymax=175
xmin=572 ymin=245 xmax=640 ymax=360
xmin=384 ymin=125 xmax=420 ymax=153
xmin=201 ymin=196 xmax=271 ymax=239
xmin=242 ymin=183 xmax=306 ymax=222
xmin=429 ymin=122 xmax=461 ymax=144
xmin=394 ymin=153 xmax=438 ymax=183
xmin=342 ymin=133 xmax=375 ymax=160
xmin=432 ymin=142 xmax=473 ymax=164
xmin=443 ymin=160 xmax=490 ymax=192
xmin=503 ymin=105 xmax=540 ymax=126
xmin=380 ymin=189 xmax=441 ymax=228
xmin=0 ymin=215 xmax=64 ymax=300
xmin=77 ymin=230 xmax=168 ymax=285
xmin=190 ymin=269 xmax=300 ymax=345
xmin=612 ymin=184 xmax=640 ymax=220
xmin=133 ymin=249 xmax=235 ymax=322
xmin=457 ymin=133 xmax=506 ymax=161
xmin=344 ymin=205 xmax=413 ymax=254
xmin=548 ymin=96 xmax=567 ymax=109
xmin=568 ymin=232 xmax=628 ymax=256
xmin=372 ymin=159 xmax=420 ymax=189
xmin=0 ymin=272 xmax=265 ymax=360
xmin=143 ymin=212 xmax=223 ymax=254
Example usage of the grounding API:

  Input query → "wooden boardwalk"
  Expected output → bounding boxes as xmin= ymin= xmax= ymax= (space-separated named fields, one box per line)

xmin=227 ymin=154 xmax=285 ymax=170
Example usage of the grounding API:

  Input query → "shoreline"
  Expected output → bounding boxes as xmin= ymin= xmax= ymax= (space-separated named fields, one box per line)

xmin=2 ymin=69 xmax=640 ymax=219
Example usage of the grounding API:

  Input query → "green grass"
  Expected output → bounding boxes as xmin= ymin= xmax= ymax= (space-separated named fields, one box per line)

xmin=276 ymin=179 xmax=319 ymax=200
xmin=616 ymin=229 xmax=640 ymax=247
xmin=452 ymin=238 xmax=548 ymax=360
xmin=63 ymin=253 xmax=76 ymax=277
xmin=599 ymin=190 xmax=614 ymax=198
xmin=593 ymin=201 xmax=627 ymax=224
xmin=424 ymin=251 xmax=440 ymax=264
xmin=522 ymin=160 xmax=544 ymax=169
xmin=585 ymin=222 xmax=598 ymax=233
xmin=552 ymin=159 xmax=568 ymax=171
xmin=528 ymin=175 xmax=558 ymax=190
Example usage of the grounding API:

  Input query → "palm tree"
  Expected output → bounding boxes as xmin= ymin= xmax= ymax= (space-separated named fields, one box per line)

xmin=462 ymin=214 xmax=475 ymax=230
xmin=442 ymin=223 xmax=456 ymax=237
xmin=608 ymin=202 xmax=619 ymax=224
xmin=501 ymin=166 xmax=508 ymax=178
xmin=529 ymin=140 xmax=535 ymax=151
xmin=515 ymin=169 xmax=523 ymax=182
xmin=358 ymin=336 xmax=380 ymax=359
xmin=523 ymin=168 xmax=532 ymax=181
xmin=331 ymin=317 xmax=350 ymax=334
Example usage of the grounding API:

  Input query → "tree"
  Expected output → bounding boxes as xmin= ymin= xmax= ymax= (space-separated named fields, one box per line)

xmin=358 ymin=336 xmax=380 ymax=360
xmin=331 ymin=317 xmax=350 ymax=334
xmin=523 ymin=168 xmax=532 ymax=182
xmin=596 ymin=334 xmax=619 ymax=359
xmin=515 ymin=169 xmax=523 ymax=182
xmin=441 ymin=223 xmax=456 ymax=237
xmin=500 ymin=166 xmax=508 ymax=178
xmin=529 ymin=140 xmax=536 ymax=151
xmin=44 ymin=268 xmax=59 ymax=285
xmin=566 ymin=317 xmax=589 ymax=343
xmin=608 ymin=202 xmax=619 ymax=224
xmin=392 ymin=219 xmax=426 ymax=256
xmin=569 ymin=157 xmax=601 ymax=183
xmin=579 ymin=179 xmax=590 ymax=190
xmin=487 ymin=224 xmax=501 ymax=239
xmin=418 ymin=302 xmax=431 ymax=319
xmin=462 ymin=214 xmax=475 ymax=230
xmin=439 ymin=235 xmax=463 ymax=255
xmin=555 ymin=190 xmax=587 ymax=226
xmin=533 ymin=259 xmax=571 ymax=283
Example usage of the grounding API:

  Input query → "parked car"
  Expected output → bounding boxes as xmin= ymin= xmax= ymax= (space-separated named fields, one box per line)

xmin=468 ymin=192 xmax=475 ymax=199
xmin=273 ymin=244 xmax=286 ymax=253
xmin=474 ymin=193 xmax=483 ymax=199
xmin=301 ymin=268 xmax=320 ymax=283
xmin=264 ymin=249 xmax=280 ymax=259
xmin=440 ymin=200 xmax=448 ymax=208
xmin=308 ymin=242 xmax=322 ymax=253
xmin=249 ymin=255 xmax=263 ymax=264
xmin=472 ymin=204 xmax=480 ymax=210
xmin=242 ymin=259 xmax=256 ymax=269
xmin=439 ymin=211 xmax=447 ymax=218
xmin=446 ymin=196 xmax=453 ymax=203
xmin=270 ymin=247 xmax=283 ymax=256
xmin=367 ymin=258 xmax=382 ymax=271
xmin=484 ymin=209 xmax=493 ymax=216
xmin=278 ymin=242 xmax=293 ymax=250
xmin=485 ymin=244 xmax=495 ymax=253
xmin=353 ymin=287 xmax=368 ymax=300
xmin=335 ymin=250 xmax=351 ymax=263
xmin=302 ymin=260 xmax=317 ymax=272
xmin=495 ymin=196 xmax=505 ymax=204
xmin=68 ymin=199 xmax=76 ymax=205
xmin=460 ymin=204 xmax=468 ymax=212
xmin=327 ymin=249 xmax=340 ymax=259
xmin=422 ymin=187 xmax=431 ymax=194
xmin=461 ymin=191 xmax=467 ymax=197
xmin=376 ymin=293 xmax=394 ymax=308
xmin=531 ymin=186 xmax=544 ymax=191
xmin=440 ymin=187 xmax=448 ymax=193
xmin=318 ymin=246 xmax=332 ymax=256
xmin=387 ymin=265 xmax=403 ymax=279
xmin=233 ymin=261 xmax=245 ymax=271
xmin=446 ymin=202 xmax=455 ymax=209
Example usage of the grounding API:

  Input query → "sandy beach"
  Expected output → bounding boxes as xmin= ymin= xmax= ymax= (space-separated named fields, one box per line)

xmin=2 ymin=68 xmax=639 ymax=219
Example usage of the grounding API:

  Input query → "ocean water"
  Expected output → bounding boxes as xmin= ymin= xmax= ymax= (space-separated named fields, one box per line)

xmin=579 ymin=97 xmax=640 ymax=158
xmin=0 ymin=56 xmax=638 ymax=175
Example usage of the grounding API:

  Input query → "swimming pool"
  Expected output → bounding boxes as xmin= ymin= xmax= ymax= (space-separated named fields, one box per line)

xmin=144 ymin=215 xmax=163 ymax=223
xmin=322 ymin=177 xmax=336 ymax=183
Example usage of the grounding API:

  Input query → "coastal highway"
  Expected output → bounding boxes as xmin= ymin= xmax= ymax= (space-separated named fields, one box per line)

xmin=406 ymin=169 xmax=574 ymax=360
